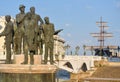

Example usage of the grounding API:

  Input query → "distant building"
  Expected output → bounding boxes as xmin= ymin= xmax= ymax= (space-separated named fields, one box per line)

xmin=54 ymin=35 xmax=65 ymax=60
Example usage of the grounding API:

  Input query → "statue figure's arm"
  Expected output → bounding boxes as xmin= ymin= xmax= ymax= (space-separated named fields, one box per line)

xmin=38 ymin=15 xmax=44 ymax=25
xmin=0 ymin=23 xmax=13 ymax=36
xmin=54 ymin=29 xmax=63 ymax=35
xmin=52 ymin=23 xmax=55 ymax=34
xmin=16 ymin=14 xmax=26 ymax=24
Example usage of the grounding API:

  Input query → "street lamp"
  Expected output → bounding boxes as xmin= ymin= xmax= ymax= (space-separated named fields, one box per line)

xmin=83 ymin=45 xmax=86 ymax=56
xmin=64 ymin=44 xmax=70 ymax=55
xmin=75 ymin=46 xmax=80 ymax=55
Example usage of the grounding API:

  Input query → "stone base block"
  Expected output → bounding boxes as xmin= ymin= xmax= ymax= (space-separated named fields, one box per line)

xmin=13 ymin=54 xmax=42 ymax=64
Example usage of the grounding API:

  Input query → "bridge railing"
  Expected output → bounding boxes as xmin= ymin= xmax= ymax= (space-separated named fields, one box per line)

xmin=84 ymin=77 xmax=120 ymax=81
xmin=62 ymin=55 xmax=102 ymax=61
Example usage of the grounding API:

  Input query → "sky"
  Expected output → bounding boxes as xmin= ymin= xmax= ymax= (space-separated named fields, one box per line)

xmin=0 ymin=0 xmax=120 ymax=54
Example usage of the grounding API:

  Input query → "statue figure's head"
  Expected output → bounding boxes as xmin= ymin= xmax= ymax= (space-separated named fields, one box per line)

xmin=30 ymin=6 xmax=35 ymax=14
xmin=5 ymin=15 xmax=11 ymax=22
xmin=44 ymin=17 xmax=49 ymax=24
xmin=19 ymin=4 xmax=25 ymax=12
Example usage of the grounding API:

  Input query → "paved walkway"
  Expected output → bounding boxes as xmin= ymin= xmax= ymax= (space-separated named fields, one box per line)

xmin=85 ymin=77 xmax=120 ymax=81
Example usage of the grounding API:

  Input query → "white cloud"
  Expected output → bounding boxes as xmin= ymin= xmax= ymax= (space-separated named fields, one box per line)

xmin=67 ymin=33 xmax=71 ymax=37
xmin=85 ymin=5 xmax=93 ymax=10
xmin=65 ymin=23 xmax=70 ymax=27
xmin=81 ymin=39 xmax=92 ymax=44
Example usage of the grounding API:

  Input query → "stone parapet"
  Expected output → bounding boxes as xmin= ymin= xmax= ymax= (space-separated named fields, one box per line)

xmin=0 ymin=64 xmax=57 ymax=73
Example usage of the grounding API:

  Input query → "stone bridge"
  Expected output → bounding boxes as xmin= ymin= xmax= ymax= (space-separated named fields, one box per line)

xmin=55 ymin=55 xmax=102 ymax=73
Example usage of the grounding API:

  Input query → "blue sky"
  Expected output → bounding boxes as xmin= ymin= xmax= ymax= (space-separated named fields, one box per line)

xmin=0 ymin=0 xmax=120 ymax=53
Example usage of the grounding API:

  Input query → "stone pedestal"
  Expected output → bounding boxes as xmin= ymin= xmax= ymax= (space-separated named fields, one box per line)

xmin=0 ymin=55 xmax=57 ymax=82
xmin=13 ymin=54 xmax=42 ymax=64
xmin=0 ymin=73 xmax=56 ymax=82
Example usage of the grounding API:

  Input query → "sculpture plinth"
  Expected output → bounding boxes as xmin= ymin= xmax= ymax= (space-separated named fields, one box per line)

xmin=0 ymin=55 xmax=57 ymax=82
xmin=0 ymin=64 xmax=57 ymax=74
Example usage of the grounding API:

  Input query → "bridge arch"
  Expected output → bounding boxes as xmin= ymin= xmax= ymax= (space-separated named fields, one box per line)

xmin=63 ymin=62 xmax=73 ymax=69
xmin=81 ymin=62 xmax=88 ymax=72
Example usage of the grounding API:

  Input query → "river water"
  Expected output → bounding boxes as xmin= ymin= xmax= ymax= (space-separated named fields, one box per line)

xmin=56 ymin=69 xmax=70 ymax=80
xmin=108 ymin=57 xmax=120 ymax=62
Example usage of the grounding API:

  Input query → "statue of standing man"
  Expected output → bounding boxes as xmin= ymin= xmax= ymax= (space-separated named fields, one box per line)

xmin=14 ymin=4 xmax=26 ymax=54
xmin=21 ymin=12 xmax=36 ymax=64
xmin=30 ymin=6 xmax=44 ymax=55
xmin=42 ymin=17 xmax=55 ymax=65
xmin=0 ymin=15 xmax=14 ymax=64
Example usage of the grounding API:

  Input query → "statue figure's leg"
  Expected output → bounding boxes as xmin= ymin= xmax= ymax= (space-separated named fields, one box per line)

xmin=49 ymin=42 xmax=54 ymax=65
xmin=5 ymin=42 xmax=12 ymax=64
xmin=39 ymin=42 xmax=43 ymax=55
xmin=30 ymin=51 xmax=34 ymax=65
xmin=16 ymin=37 xmax=22 ymax=54
xmin=21 ymin=45 xmax=28 ymax=64
xmin=44 ymin=43 xmax=48 ymax=64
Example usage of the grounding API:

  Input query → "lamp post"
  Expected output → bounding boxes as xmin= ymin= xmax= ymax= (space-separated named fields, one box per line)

xmin=65 ymin=44 xmax=70 ymax=55
xmin=117 ymin=46 xmax=120 ymax=57
xmin=83 ymin=45 xmax=86 ymax=56
xmin=91 ymin=46 xmax=93 ymax=55
xmin=75 ymin=46 xmax=80 ymax=55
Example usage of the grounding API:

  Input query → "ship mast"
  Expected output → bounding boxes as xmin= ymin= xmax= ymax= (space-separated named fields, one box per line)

xmin=90 ymin=17 xmax=113 ymax=50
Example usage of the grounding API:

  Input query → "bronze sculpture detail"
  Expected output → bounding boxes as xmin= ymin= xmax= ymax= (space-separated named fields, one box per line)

xmin=14 ymin=5 xmax=26 ymax=54
xmin=0 ymin=5 xmax=63 ymax=65
xmin=0 ymin=15 xmax=14 ymax=64
xmin=30 ymin=6 xmax=44 ymax=55
xmin=42 ymin=17 xmax=55 ymax=64
xmin=21 ymin=12 xmax=36 ymax=64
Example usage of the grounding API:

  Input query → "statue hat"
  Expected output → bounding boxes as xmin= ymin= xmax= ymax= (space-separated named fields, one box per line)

xmin=19 ymin=5 xmax=25 ymax=9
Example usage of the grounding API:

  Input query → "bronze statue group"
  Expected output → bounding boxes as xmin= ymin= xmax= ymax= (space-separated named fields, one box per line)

xmin=0 ymin=5 xmax=55 ymax=65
